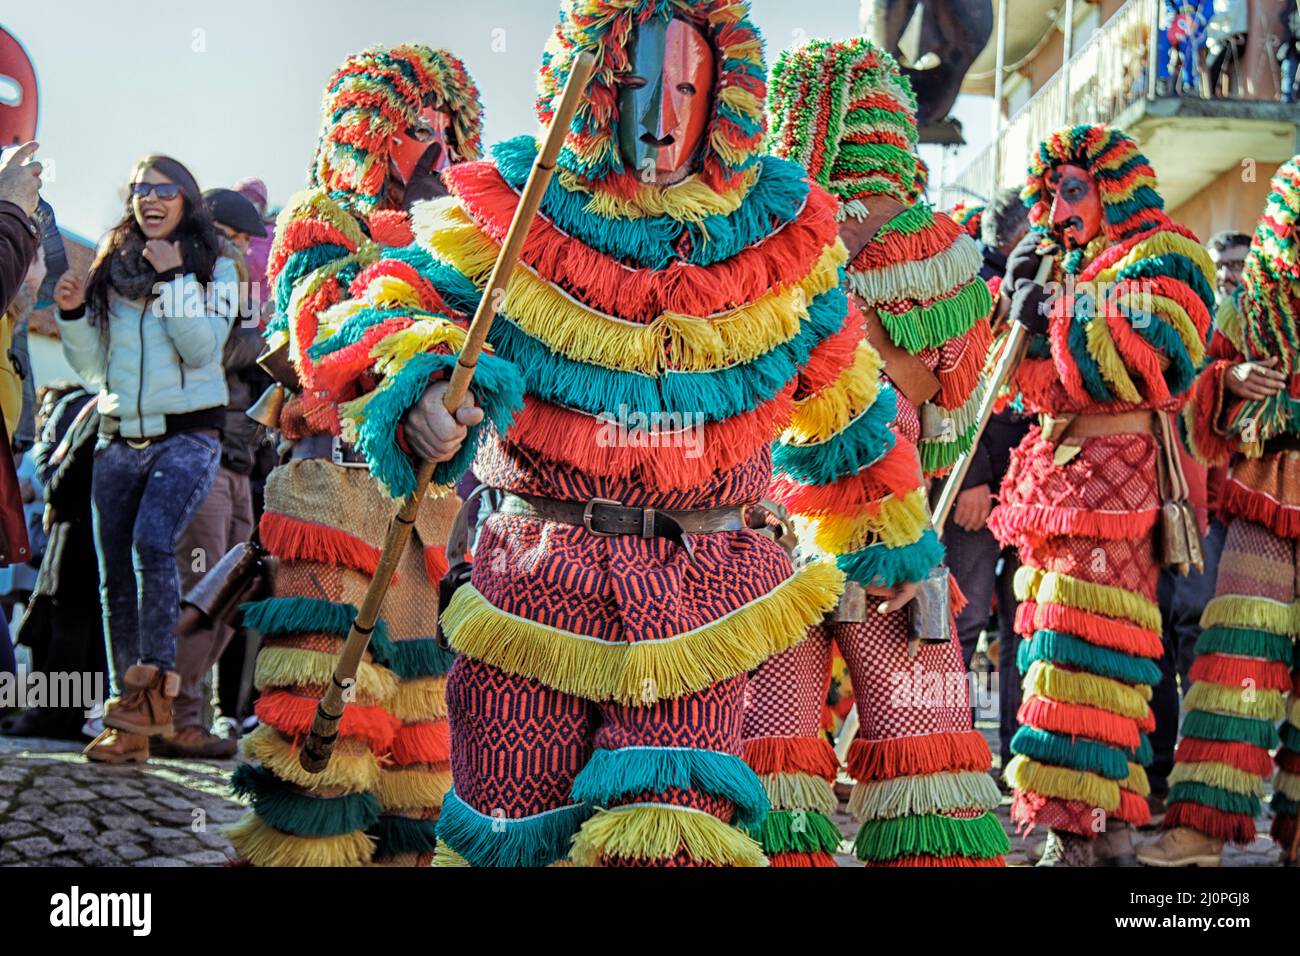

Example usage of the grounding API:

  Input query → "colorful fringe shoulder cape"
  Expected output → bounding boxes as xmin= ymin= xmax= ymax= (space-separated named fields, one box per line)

xmin=766 ymin=36 xmax=993 ymax=480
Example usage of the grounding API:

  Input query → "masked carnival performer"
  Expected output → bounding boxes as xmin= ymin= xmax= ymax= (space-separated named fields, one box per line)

xmin=1138 ymin=157 xmax=1300 ymax=868
xmin=281 ymin=0 xmax=954 ymax=867
xmin=988 ymin=126 xmax=1216 ymax=866
xmin=226 ymin=45 xmax=486 ymax=867
xmin=740 ymin=37 xmax=1005 ymax=868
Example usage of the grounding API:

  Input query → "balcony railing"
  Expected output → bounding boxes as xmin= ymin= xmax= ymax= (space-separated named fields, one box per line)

xmin=943 ymin=0 xmax=1155 ymax=207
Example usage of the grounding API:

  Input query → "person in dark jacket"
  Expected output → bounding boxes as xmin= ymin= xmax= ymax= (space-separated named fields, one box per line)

xmin=941 ymin=187 xmax=1032 ymax=771
xmin=1280 ymin=3 xmax=1300 ymax=104
xmin=159 ymin=189 xmax=269 ymax=757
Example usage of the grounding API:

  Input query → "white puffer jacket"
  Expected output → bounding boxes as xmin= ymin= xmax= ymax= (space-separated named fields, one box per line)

xmin=57 ymin=257 xmax=239 ymax=438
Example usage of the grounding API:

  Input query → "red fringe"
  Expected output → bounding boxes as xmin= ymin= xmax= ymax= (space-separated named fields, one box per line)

xmin=1016 ymin=602 xmax=1164 ymax=659
xmin=446 ymin=160 xmax=840 ymax=324
xmin=936 ymin=318 xmax=993 ymax=410
xmin=851 ymin=212 xmax=963 ymax=272
xmin=1271 ymin=810 xmax=1297 ymax=851
xmin=254 ymin=689 xmax=399 ymax=752
xmin=872 ymin=854 xmax=1005 ymax=867
xmin=949 ymin=572 xmax=967 ymax=617
xmin=798 ymin=306 xmax=867 ymax=396
xmin=1219 ymin=478 xmax=1300 ymax=540
xmin=989 ymin=502 xmax=1160 ymax=546
xmin=310 ymin=317 xmax=414 ymax=402
xmin=1164 ymin=801 xmax=1256 ymax=846
xmin=1115 ymin=788 xmax=1152 ymax=827
xmin=1188 ymin=653 xmax=1294 ymax=692
xmin=366 ymin=210 xmax=415 ymax=248
xmin=423 ymin=545 xmax=449 ymax=585
xmin=259 ymin=511 xmax=384 ymax=579
xmin=742 ymin=735 xmax=840 ymax=781
xmin=768 ymin=852 xmax=839 ymax=867
xmin=1174 ymin=738 xmax=1276 ymax=777
xmin=390 ymin=720 xmax=451 ymax=765
xmin=1278 ymin=749 xmax=1300 ymax=775
xmin=846 ymin=730 xmax=990 ymax=783
xmin=768 ymin=436 xmax=921 ymax=517
xmin=1017 ymin=696 xmax=1142 ymax=750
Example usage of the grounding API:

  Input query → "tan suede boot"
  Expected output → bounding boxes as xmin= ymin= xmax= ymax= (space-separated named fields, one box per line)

xmin=1136 ymin=826 xmax=1223 ymax=867
xmin=155 ymin=725 xmax=237 ymax=758
xmin=103 ymin=664 xmax=181 ymax=737
xmin=83 ymin=728 xmax=149 ymax=764
xmin=1093 ymin=821 xmax=1139 ymax=866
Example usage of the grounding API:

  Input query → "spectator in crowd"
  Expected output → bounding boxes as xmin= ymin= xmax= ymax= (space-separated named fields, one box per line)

xmin=1166 ymin=1 xmax=1213 ymax=97
xmin=1207 ymin=229 xmax=1251 ymax=302
xmin=943 ymin=186 xmax=1031 ymax=773
xmin=53 ymin=154 xmax=237 ymax=763
xmin=1279 ymin=2 xmax=1300 ymax=104
xmin=232 ymin=177 xmax=273 ymax=316
xmin=159 ymin=188 xmax=268 ymax=758
xmin=1204 ymin=0 xmax=1247 ymax=97
xmin=0 ymin=383 xmax=106 ymax=740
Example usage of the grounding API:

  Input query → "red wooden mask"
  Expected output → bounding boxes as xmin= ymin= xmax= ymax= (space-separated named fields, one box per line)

xmin=1048 ymin=163 xmax=1103 ymax=249
xmin=389 ymin=103 xmax=454 ymax=186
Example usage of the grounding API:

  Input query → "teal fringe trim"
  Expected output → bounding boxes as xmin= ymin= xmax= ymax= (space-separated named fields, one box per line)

xmin=1168 ymin=781 xmax=1261 ymax=817
xmin=383 ymin=244 xmax=484 ymax=316
xmin=370 ymin=815 xmax=441 ymax=857
xmin=1068 ymin=293 xmax=1115 ymax=404
xmin=837 ymin=529 xmax=944 ymax=589
xmin=1181 ymin=710 xmax=1281 ymax=751
xmin=231 ymin=764 xmax=380 ymax=838
xmin=1196 ymin=626 xmax=1296 ymax=664
xmin=369 ymin=634 xmax=456 ymax=680
xmin=492 ymin=137 xmax=809 ymax=268
xmin=1116 ymin=251 xmax=1216 ymax=318
xmin=1018 ymin=629 xmax=1163 ymax=686
xmin=1010 ymin=726 xmax=1131 ymax=780
xmin=275 ymin=242 xmax=348 ymax=316
xmin=240 ymin=596 xmax=385 ymax=644
xmin=878 ymin=278 xmax=991 ymax=354
xmin=353 ymin=349 xmax=525 ymax=499
xmin=1273 ymin=793 xmax=1298 ymax=817
xmin=1116 ymin=302 xmax=1195 ymax=397
xmin=745 ymin=809 xmax=843 ymax=855
xmin=919 ymin=419 xmax=980 ymax=475
xmin=486 ymin=282 xmax=846 ymax=425
xmin=1130 ymin=733 xmax=1154 ymax=767
xmin=570 ymin=747 xmax=769 ymax=829
xmin=772 ymin=387 xmax=899 ymax=487
xmin=854 ymin=810 xmax=1010 ymax=862
xmin=1282 ymin=722 xmax=1300 ymax=752
xmin=435 ymin=789 xmax=592 ymax=868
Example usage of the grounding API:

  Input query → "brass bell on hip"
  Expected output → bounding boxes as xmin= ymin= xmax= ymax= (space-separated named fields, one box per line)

xmin=247 ymin=382 xmax=287 ymax=428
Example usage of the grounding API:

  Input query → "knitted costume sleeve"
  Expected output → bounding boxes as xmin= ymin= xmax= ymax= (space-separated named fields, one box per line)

xmin=265 ymin=188 xmax=524 ymax=498
xmin=769 ymin=298 xmax=943 ymax=590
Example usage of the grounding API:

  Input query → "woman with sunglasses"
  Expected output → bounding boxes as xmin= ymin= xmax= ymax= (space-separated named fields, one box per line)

xmin=53 ymin=155 xmax=237 ymax=763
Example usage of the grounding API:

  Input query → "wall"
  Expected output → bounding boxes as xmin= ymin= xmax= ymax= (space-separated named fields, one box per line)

xmin=1167 ymin=159 xmax=1283 ymax=241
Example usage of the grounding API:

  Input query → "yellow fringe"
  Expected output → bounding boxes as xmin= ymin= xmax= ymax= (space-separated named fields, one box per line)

xmin=569 ymin=805 xmax=768 ymax=867
xmin=1288 ymin=694 xmax=1300 ymax=730
xmin=1114 ymin=290 xmax=1204 ymax=369
xmin=1277 ymin=771 xmax=1300 ymax=801
xmin=810 ymin=487 xmax=931 ymax=553
xmin=847 ymin=770 xmax=1003 ymax=822
xmin=373 ymin=767 xmax=453 ymax=812
xmin=240 ymin=723 xmax=382 ymax=794
xmin=1021 ymin=660 xmax=1152 ymax=719
xmin=784 ymin=341 xmax=885 ymax=444
xmin=1169 ymin=760 xmax=1267 ymax=797
xmin=442 ymin=562 xmax=845 ymax=706
xmin=1015 ymin=566 xmax=1162 ymax=633
xmin=1003 ymin=755 xmax=1120 ymax=812
xmin=1100 ymin=230 xmax=1217 ymax=305
xmin=1214 ymin=295 xmax=1244 ymax=355
xmin=1200 ymin=595 xmax=1300 ymax=636
xmin=366 ymin=318 xmax=468 ymax=379
xmin=1121 ymin=761 xmax=1151 ymax=797
xmin=1083 ymin=311 xmax=1143 ymax=404
xmin=760 ymin=772 xmax=840 ymax=816
xmin=846 ymin=233 xmax=981 ymax=304
xmin=286 ymin=243 xmax=379 ymax=366
xmin=253 ymin=646 xmax=396 ymax=702
xmin=226 ymin=813 xmax=376 ymax=868
xmin=387 ymin=676 xmax=449 ymax=723
xmin=431 ymin=839 xmax=471 ymax=867
xmin=557 ymin=165 xmax=758 ymax=222
xmin=1184 ymin=682 xmax=1286 ymax=721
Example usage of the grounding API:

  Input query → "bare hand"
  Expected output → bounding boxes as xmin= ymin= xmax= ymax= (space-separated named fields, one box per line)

xmin=953 ymin=483 xmax=993 ymax=532
xmin=1225 ymin=355 xmax=1287 ymax=400
xmin=54 ymin=271 xmax=87 ymax=312
xmin=867 ymin=580 xmax=921 ymax=615
xmin=403 ymin=380 xmax=483 ymax=464
xmin=0 ymin=142 xmax=42 ymax=217
xmin=142 ymin=239 xmax=184 ymax=273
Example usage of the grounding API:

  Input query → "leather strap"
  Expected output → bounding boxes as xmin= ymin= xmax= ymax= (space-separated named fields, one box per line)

xmin=863 ymin=306 xmax=941 ymax=408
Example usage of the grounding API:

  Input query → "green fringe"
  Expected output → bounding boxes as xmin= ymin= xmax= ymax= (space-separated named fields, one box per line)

xmin=878 ymin=277 xmax=990 ymax=354
xmin=230 ymin=764 xmax=380 ymax=838
xmin=1181 ymin=710 xmax=1281 ymax=750
xmin=435 ymin=789 xmax=592 ymax=868
xmin=370 ymin=814 xmax=441 ymax=857
xmin=1019 ymin=629 xmax=1164 ymax=686
xmin=1195 ymin=626 xmax=1296 ymax=664
xmin=837 ymin=529 xmax=944 ymax=590
xmin=1010 ymin=726 xmax=1131 ymax=780
xmin=1282 ymin=722 xmax=1300 ymax=752
xmin=369 ymin=634 xmax=457 ymax=680
xmin=1272 ymin=793 xmax=1298 ymax=817
xmin=918 ymin=419 xmax=980 ymax=475
xmin=1168 ymin=781 xmax=1261 ymax=817
xmin=240 ymin=597 xmax=387 ymax=645
xmin=853 ymin=810 xmax=1010 ymax=862
xmin=745 ymin=809 xmax=842 ymax=855
xmin=570 ymin=747 xmax=769 ymax=829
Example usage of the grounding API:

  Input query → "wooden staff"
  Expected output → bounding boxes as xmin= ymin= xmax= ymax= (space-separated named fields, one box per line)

xmin=298 ymin=51 xmax=598 ymax=774
xmin=930 ymin=253 xmax=1056 ymax=536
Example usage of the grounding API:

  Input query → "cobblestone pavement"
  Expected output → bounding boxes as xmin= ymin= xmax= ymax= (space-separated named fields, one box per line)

xmin=0 ymin=731 xmax=1286 ymax=867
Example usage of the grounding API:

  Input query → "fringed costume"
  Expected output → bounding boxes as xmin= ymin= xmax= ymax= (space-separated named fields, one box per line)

xmin=987 ymin=126 xmax=1216 ymax=850
xmin=227 ymin=45 xmax=485 ymax=867
xmin=1165 ymin=158 xmax=1300 ymax=854
xmin=742 ymin=38 xmax=1006 ymax=868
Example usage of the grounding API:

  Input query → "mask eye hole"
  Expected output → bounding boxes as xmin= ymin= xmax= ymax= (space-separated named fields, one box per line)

xmin=676 ymin=82 xmax=696 ymax=95
xmin=622 ymin=74 xmax=648 ymax=90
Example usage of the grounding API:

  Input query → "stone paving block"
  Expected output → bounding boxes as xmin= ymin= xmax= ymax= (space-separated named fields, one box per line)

xmin=55 ymin=802 xmax=96 ymax=818
xmin=9 ymin=835 xmax=59 ymax=857
xmin=133 ymin=857 xmax=191 ymax=867
xmin=99 ymin=813 xmax=149 ymax=831
xmin=10 ymin=803 xmax=52 ymax=822
xmin=0 ymin=847 xmax=20 ymax=863
xmin=95 ymin=783 xmax=144 ymax=799
xmin=181 ymin=850 xmax=229 ymax=866
xmin=97 ymin=829 xmax=143 ymax=848
xmin=79 ymin=847 xmax=121 ymax=867
xmin=114 ymin=844 xmax=147 ymax=862
xmin=42 ymin=815 xmax=97 ymax=835
xmin=122 ymin=798 xmax=163 ymax=813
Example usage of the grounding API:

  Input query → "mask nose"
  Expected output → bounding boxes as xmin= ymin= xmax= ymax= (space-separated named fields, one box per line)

xmin=639 ymin=81 xmax=664 ymax=139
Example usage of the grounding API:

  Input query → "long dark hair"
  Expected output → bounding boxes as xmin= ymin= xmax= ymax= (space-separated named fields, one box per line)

xmin=84 ymin=154 xmax=222 ymax=323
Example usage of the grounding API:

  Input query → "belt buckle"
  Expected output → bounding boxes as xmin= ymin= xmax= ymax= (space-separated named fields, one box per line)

xmin=126 ymin=438 xmax=152 ymax=450
xmin=582 ymin=497 xmax=623 ymax=537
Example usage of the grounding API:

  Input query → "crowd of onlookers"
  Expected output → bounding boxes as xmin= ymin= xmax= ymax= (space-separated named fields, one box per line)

xmin=0 ymin=143 xmax=276 ymax=760
xmin=1156 ymin=1 xmax=1300 ymax=103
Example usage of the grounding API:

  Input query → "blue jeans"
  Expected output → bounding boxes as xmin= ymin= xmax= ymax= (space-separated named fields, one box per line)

xmin=92 ymin=431 xmax=219 ymax=694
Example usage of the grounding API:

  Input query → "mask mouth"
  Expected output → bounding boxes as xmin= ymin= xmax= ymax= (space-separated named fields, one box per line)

xmin=640 ymin=131 xmax=675 ymax=148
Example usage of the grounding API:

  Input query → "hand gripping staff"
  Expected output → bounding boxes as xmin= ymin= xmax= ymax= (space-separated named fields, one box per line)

xmin=298 ymin=51 xmax=598 ymax=774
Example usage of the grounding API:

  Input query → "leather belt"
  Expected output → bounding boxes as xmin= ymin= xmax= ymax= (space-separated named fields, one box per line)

xmin=1040 ymin=410 xmax=1157 ymax=446
xmin=497 ymin=491 xmax=746 ymax=562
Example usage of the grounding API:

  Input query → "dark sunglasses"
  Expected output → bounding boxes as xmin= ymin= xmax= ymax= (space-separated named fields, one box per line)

xmin=130 ymin=182 xmax=181 ymax=200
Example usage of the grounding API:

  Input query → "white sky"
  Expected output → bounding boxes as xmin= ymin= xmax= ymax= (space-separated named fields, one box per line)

xmin=2 ymin=0 xmax=990 ymax=242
